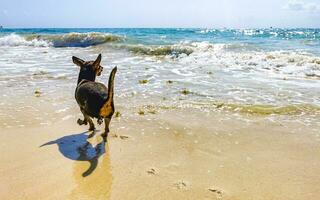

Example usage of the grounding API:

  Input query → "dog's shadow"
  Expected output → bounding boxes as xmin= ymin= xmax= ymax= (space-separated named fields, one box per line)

xmin=40 ymin=131 xmax=106 ymax=177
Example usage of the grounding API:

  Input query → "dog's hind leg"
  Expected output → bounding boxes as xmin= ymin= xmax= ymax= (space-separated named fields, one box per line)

xmin=97 ymin=117 xmax=103 ymax=125
xmin=101 ymin=117 xmax=111 ymax=140
xmin=85 ymin=114 xmax=96 ymax=138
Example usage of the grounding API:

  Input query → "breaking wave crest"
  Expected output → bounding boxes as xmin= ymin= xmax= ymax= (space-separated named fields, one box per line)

xmin=122 ymin=41 xmax=261 ymax=57
xmin=125 ymin=44 xmax=194 ymax=56
xmin=0 ymin=32 xmax=124 ymax=47
xmin=0 ymin=34 xmax=51 ymax=47
xmin=113 ymin=41 xmax=244 ymax=57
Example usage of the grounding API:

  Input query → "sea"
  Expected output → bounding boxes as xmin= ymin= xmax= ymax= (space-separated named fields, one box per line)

xmin=0 ymin=28 xmax=319 ymax=127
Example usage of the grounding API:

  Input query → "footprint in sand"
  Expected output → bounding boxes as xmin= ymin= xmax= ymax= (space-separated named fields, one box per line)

xmin=112 ymin=134 xmax=129 ymax=140
xmin=208 ymin=187 xmax=223 ymax=199
xmin=146 ymin=168 xmax=157 ymax=175
xmin=174 ymin=180 xmax=189 ymax=190
xmin=119 ymin=135 xmax=129 ymax=139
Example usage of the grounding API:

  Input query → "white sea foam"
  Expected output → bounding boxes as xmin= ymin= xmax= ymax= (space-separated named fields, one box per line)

xmin=117 ymin=39 xmax=320 ymax=79
xmin=0 ymin=34 xmax=51 ymax=47
xmin=164 ymin=41 xmax=320 ymax=79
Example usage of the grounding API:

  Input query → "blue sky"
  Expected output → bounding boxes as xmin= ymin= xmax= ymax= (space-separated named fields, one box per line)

xmin=1 ymin=0 xmax=320 ymax=28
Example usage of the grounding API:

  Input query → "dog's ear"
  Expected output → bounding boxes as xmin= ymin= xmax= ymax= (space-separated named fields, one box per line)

xmin=72 ymin=56 xmax=85 ymax=67
xmin=92 ymin=54 xmax=102 ymax=69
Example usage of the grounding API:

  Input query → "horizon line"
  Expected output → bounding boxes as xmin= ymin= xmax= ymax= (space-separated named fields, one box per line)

xmin=1 ymin=27 xmax=320 ymax=29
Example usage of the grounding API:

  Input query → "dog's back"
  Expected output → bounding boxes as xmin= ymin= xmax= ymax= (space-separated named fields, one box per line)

xmin=76 ymin=81 xmax=108 ymax=118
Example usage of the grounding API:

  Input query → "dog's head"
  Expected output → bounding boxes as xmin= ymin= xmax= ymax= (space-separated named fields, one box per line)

xmin=72 ymin=54 xmax=103 ymax=77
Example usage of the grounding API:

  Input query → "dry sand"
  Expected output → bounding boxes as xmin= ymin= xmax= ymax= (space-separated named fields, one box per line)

xmin=1 ymin=109 xmax=320 ymax=200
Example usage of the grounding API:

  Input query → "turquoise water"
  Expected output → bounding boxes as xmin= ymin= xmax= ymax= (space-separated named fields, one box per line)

xmin=1 ymin=28 xmax=320 ymax=54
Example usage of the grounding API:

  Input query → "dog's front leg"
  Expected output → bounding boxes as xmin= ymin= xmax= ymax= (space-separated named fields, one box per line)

xmin=77 ymin=109 xmax=88 ymax=126
xmin=79 ymin=109 xmax=95 ymax=131
xmin=77 ymin=118 xmax=87 ymax=126
xmin=86 ymin=116 xmax=95 ymax=131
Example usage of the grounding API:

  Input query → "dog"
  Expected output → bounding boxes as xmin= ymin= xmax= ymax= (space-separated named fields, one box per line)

xmin=72 ymin=54 xmax=117 ymax=140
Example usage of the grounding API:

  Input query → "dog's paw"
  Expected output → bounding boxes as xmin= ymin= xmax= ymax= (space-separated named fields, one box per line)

xmin=77 ymin=119 xmax=83 ymax=125
xmin=77 ymin=119 xmax=88 ymax=125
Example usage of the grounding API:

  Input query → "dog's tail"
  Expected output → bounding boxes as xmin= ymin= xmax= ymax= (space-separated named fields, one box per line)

xmin=107 ymin=66 xmax=117 ymax=102
xmin=99 ymin=66 xmax=117 ymax=118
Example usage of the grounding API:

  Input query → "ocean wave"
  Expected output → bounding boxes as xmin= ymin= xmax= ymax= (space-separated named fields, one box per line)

xmin=125 ymin=41 xmax=258 ymax=56
xmin=114 ymin=41 xmax=320 ymax=79
xmin=115 ymin=41 xmax=233 ymax=57
xmin=0 ymin=34 xmax=51 ymax=47
xmin=125 ymin=44 xmax=194 ymax=56
xmin=0 ymin=32 xmax=124 ymax=47
xmin=167 ymin=41 xmax=320 ymax=79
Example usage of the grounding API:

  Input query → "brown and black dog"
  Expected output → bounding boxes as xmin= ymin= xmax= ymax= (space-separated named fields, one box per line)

xmin=72 ymin=54 xmax=117 ymax=140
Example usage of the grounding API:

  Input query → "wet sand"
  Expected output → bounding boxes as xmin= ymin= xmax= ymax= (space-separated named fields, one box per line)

xmin=1 ymin=108 xmax=320 ymax=200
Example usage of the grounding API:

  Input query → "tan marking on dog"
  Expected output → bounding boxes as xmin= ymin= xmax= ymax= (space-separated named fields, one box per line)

xmin=99 ymin=102 xmax=113 ymax=118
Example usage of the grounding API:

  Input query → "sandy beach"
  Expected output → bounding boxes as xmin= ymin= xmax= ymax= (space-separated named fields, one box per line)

xmin=1 ymin=28 xmax=320 ymax=199
xmin=1 ymin=106 xmax=320 ymax=200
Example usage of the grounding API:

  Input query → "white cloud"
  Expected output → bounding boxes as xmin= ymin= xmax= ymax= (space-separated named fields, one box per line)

xmin=284 ymin=0 xmax=320 ymax=12
xmin=285 ymin=0 xmax=304 ymax=10
xmin=305 ymin=2 xmax=320 ymax=12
